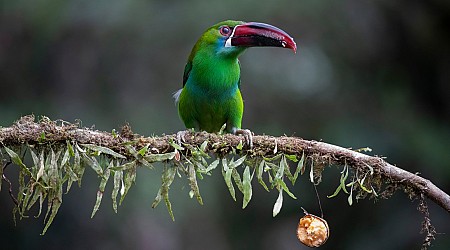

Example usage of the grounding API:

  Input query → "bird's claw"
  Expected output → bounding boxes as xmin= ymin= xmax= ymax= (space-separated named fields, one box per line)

xmin=234 ymin=128 xmax=253 ymax=149
xmin=176 ymin=130 xmax=188 ymax=145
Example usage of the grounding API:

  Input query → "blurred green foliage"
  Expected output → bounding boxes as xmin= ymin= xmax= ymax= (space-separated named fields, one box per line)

xmin=0 ymin=0 xmax=449 ymax=249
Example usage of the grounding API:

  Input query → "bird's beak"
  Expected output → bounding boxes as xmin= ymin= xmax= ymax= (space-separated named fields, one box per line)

xmin=225 ymin=22 xmax=297 ymax=53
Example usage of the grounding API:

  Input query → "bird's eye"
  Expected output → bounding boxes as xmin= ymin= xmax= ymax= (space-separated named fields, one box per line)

xmin=219 ymin=26 xmax=232 ymax=36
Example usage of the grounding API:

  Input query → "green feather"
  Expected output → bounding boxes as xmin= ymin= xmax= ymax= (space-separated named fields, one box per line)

xmin=176 ymin=20 xmax=246 ymax=133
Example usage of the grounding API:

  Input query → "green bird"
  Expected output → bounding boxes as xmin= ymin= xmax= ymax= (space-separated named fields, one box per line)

xmin=174 ymin=20 xmax=296 ymax=146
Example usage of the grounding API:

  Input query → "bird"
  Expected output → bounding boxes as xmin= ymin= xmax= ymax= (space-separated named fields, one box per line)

xmin=174 ymin=20 xmax=296 ymax=147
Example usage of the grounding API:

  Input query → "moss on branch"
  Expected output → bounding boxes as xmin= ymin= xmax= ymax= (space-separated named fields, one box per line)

xmin=0 ymin=115 xmax=447 ymax=248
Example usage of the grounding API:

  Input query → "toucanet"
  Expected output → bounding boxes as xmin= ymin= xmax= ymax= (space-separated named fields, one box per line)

xmin=174 ymin=20 xmax=296 ymax=146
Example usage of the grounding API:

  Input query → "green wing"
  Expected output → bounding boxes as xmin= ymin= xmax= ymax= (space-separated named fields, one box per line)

xmin=183 ymin=61 xmax=192 ymax=87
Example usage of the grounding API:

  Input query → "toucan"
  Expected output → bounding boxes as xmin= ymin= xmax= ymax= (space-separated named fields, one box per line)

xmin=174 ymin=20 xmax=296 ymax=146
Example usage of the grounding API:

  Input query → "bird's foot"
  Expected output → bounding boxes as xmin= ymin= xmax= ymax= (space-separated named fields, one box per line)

xmin=176 ymin=129 xmax=190 ymax=145
xmin=233 ymin=128 xmax=254 ymax=149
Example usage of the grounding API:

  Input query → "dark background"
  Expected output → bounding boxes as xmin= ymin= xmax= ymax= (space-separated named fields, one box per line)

xmin=1 ymin=0 xmax=449 ymax=249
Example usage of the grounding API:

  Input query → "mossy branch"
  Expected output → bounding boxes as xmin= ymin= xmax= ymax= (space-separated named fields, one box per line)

xmin=0 ymin=115 xmax=448 ymax=248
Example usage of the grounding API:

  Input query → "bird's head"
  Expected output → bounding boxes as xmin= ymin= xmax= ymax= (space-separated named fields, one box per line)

xmin=193 ymin=20 xmax=297 ymax=59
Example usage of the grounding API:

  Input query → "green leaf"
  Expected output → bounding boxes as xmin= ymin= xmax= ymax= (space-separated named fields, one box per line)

xmin=112 ymin=166 xmax=123 ymax=213
xmin=119 ymin=161 xmax=137 ymax=204
xmin=231 ymin=155 xmax=246 ymax=168
xmin=274 ymin=158 xmax=284 ymax=180
xmin=91 ymin=165 xmax=111 ymax=218
xmin=292 ymin=152 xmax=305 ymax=184
xmin=278 ymin=179 xmax=297 ymax=199
xmin=236 ymin=140 xmax=243 ymax=150
xmin=37 ymin=190 xmax=45 ymax=218
xmin=340 ymin=164 xmax=349 ymax=194
xmin=327 ymin=182 xmax=342 ymax=198
xmin=219 ymin=123 xmax=227 ymax=134
xmin=273 ymin=188 xmax=283 ymax=217
xmin=138 ymin=145 xmax=149 ymax=156
xmin=188 ymin=163 xmax=203 ymax=205
xmin=82 ymin=153 xmax=103 ymax=176
xmin=39 ymin=131 xmax=46 ymax=142
xmin=222 ymin=159 xmax=236 ymax=201
xmin=285 ymin=154 xmax=298 ymax=162
xmin=41 ymin=199 xmax=61 ymax=235
xmin=110 ymin=161 xmax=137 ymax=171
xmin=48 ymin=149 xmax=59 ymax=188
xmin=61 ymin=148 xmax=70 ymax=167
xmin=74 ymin=149 xmax=84 ymax=187
xmin=231 ymin=168 xmax=243 ymax=193
xmin=144 ymin=151 xmax=176 ymax=162
xmin=4 ymin=146 xmax=32 ymax=176
xmin=327 ymin=164 xmax=349 ymax=198
xmin=200 ymin=140 xmax=208 ymax=152
xmin=67 ymin=141 xmax=75 ymax=157
xmin=26 ymin=186 xmax=42 ymax=211
xmin=168 ymin=139 xmax=184 ymax=151
xmin=348 ymin=184 xmax=354 ymax=206
xmin=358 ymin=174 xmax=373 ymax=193
xmin=282 ymin=155 xmax=295 ymax=184
xmin=204 ymin=159 xmax=220 ymax=173
xmin=81 ymin=144 xmax=126 ymax=159
xmin=152 ymin=165 xmax=177 ymax=221
xmin=64 ymin=164 xmax=78 ymax=194
xmin=257 ymin=160 xmax=269 ymax=192
xmin=263 ymin=154 xmax=282 ymax=162
xmin=242 ymin=166 xmax=253 ymax=209
xmin=31 ymin=149 xmax=45 ymax=182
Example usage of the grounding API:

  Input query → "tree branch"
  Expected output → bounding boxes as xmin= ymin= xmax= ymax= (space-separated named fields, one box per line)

xmin=1 ymin=115 xmax=449 ymax=213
